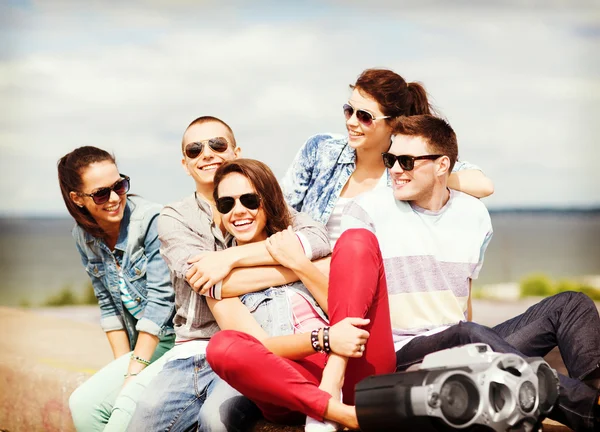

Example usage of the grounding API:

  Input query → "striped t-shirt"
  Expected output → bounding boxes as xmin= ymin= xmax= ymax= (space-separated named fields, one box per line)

xmin=341 ymin=188 xmax=493 ymax=350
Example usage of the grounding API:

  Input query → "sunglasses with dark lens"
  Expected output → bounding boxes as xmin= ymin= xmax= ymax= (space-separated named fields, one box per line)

xmin=79 ymin=175 xmax=130 ymax=205
xmin=184 ymin=137 xmax=229 ymax=159
xmin=381 ymin=153 xmax=444 ymax=171
xmin=343 ymin=103 xmax=390 ymax=126
xmin=215 ymin=193 xmax=261 ymax=214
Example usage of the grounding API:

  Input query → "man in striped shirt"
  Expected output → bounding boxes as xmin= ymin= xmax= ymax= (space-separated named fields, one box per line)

xmin=340 ymin=115 xmax=600 ymax=432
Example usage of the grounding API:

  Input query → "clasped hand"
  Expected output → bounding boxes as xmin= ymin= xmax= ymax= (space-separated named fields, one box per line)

xmin=265 ymin=226 xmax=307 ymax=270
xmin=185 ymin=250 xmax=233 ymax=295
xmin=329 ymin=317 xmax=370 ymax=358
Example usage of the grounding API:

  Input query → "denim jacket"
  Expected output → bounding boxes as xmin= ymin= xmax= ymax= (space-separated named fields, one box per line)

xmin=241 ymin=282 xmax=328 ymax=337
xmin=73 ymin=196 xmax=175 ymax=350
xmin=281 ymin=133 xmax=481 ymax=225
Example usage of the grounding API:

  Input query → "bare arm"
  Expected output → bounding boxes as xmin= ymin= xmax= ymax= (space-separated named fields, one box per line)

xmin=264 ymin=227 xmax=330 ymax=313
xmin=220 ymin=256 xmax=331 ymax=298
xmin=221 ymin=265 xmax=299 ymax=297
xmin=127 ymin=332 xmax=159 ymax=374
xmin=106 ymin=329 xmax=131 ymax=359
xmin=448 ymin=170 xmax=494 ymax=199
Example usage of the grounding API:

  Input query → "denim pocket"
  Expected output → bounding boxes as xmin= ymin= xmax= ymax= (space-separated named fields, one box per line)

xmin=125 ymin=250 xmax=148 ymax=282
xmin=193 ymin=354 xmax=214 ymax=399
xmin=85 ymin=261 xmax=106 ymax=278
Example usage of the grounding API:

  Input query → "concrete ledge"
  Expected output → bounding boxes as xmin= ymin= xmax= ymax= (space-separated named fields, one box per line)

xmin=0 ymin=305 xmax=574 ymax=431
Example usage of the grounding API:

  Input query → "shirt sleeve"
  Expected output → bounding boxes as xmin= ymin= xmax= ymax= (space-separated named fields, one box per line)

xmin=281 ymin=135 xmax=320 ymax=212
xmin=453 ymin=160 xmax=483 ymax=172
xmin=289 ymin=206 xmax=332 ymax=260
xmin=135 ymin=213 xmax=176 ymax=336
xmin=73 ymin=233 xmax=124 ymax=332
xmin=471 ymin=214 xmax=494 ymax=280
xmin=157 ymin=205 xmax=221 ymax=298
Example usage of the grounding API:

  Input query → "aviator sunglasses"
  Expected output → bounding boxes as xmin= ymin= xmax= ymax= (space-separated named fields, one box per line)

xmin=215 ymin=193 xmax=261 ymax=214
xmin=184 ymin=137 xmax=229 ymax=159
xmin=382 ymin=153 xmax=444 ymax=171
xmin=78 ymin=175 xmax=130 ymax=205
xmin=343 ymin=103 xmax=390 ymax=126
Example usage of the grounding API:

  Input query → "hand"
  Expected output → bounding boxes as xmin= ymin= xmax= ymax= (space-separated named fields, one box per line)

xmin=328 ymin=317 xmax=370 ymax=358
xmin=186 ymin=250 xmax=234 ymax=295
xmin=265 ymin=226 xmax=307 ymax=270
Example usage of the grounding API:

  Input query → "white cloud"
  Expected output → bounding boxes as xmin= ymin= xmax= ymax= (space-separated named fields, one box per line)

xmin=1 ymin=1 xmax=599 ymax=214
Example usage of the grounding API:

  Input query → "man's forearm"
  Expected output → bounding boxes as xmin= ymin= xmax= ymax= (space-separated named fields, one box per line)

xmin=448 ymin=170 xmax=494 ymax=199
xmin=228 ymin=241 xmax=279 ymax=268
xmin=220 ymin=265 xmax=300 ymax=297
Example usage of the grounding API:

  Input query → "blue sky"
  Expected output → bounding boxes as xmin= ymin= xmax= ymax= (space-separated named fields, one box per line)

xmin=1 ymin=0 xmax=599 ymax=215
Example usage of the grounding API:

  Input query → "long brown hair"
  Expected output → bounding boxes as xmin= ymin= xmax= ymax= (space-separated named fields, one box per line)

xmin=351 ymin=68 xmax=433 ymax=121
xmin=213 ymin=159 xmax=292 ymax=237
xmin=57 ymin=146 xmax=117 ymax=239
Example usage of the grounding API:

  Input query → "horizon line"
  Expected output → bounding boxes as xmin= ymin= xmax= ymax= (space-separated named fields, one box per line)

xmin=2 ymin=205 xmax=600 ymax=219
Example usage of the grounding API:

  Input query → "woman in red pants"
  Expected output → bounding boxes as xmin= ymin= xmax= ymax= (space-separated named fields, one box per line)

xmin=204 ymin=158 xmax=395 ymax=431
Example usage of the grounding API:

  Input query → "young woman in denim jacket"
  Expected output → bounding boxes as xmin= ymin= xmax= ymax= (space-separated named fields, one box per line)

xmin=281 ymin=68 xmax=495 ymax=246
xmin=203 ymin=159 xmax=397 ymax=431
xmin=57 ymin=146 xmax=175 ymax=431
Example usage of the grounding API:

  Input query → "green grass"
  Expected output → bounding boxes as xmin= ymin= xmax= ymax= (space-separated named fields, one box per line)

xmin=520 ymin=273 xmax=600 ymax=300
xmin=42 ymin=282 xmax=98 ymax=307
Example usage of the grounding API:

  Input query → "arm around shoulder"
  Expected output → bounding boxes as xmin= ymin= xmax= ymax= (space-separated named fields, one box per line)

xmin=448 ymin=160 xmax=494 ymax=199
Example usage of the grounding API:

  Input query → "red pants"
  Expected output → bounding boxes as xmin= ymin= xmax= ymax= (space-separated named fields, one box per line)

xmin=206 ymin=229 xmax=395 ymax=423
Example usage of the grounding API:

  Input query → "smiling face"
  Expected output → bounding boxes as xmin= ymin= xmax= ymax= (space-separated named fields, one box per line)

xmin=216 ymin=172 xmax=267 ymax=246
xmin=181 ymin=121 xmax=240 ymax=190
xmin=346 ymin=88 xmax=393 ymax=153
xmin=388 ymin=134 xmax=447 ymax=204
xmin=70 ymin=160 xmax=127 ymax=231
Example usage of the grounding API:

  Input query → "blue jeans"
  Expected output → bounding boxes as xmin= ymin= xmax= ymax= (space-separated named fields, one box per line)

xmin=396 ymin=292 xmax=600 ymax=432
xmin=128 ymin=354 xmax=261 ymax=431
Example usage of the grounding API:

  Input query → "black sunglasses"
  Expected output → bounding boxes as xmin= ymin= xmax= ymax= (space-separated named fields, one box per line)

xmin=215 ymin=193 xmax=261 ymax=214
xmin=78 ymin=175 xmax=130 ymax=205
xmin=184 ymin=137 xmax=229 ymax=159
xmin=343 ymin=103 xmax=390 ymax=126
xmin=381 ymin=153 xmax=444 ymax=171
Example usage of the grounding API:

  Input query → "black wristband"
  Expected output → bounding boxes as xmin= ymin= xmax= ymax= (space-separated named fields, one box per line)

xmin=311 ymin=328 xmax=323 ymax=352
xmin=322 ymin=326 xmax=331 ymax=354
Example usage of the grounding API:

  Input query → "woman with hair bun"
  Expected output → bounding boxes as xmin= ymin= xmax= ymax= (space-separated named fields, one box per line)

xmin=282 ymin=68 xmax=494 ymax=247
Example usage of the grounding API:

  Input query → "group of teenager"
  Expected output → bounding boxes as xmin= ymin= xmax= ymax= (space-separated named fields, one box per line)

xmin=57 ymin=68 xmax=600 ymax=432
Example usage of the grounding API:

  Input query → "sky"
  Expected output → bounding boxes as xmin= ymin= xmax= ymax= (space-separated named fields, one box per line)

xmin=1 ymin=0 xmax=599 ymax=216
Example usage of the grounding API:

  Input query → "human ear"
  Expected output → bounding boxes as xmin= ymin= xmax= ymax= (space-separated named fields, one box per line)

xmin=181 ymin=158 xmax=191 ymax=177
xmin=70 ymin=191 xmax=85 ymax=208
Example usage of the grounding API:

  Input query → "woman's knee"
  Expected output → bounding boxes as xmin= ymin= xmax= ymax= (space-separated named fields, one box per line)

xmin=207 ymin=330 xmax=257 ymax=372
xmin=69 ymin=383 xmax=97 ymax=428
xmin=335 ymin=229 xmax=380 ymax=259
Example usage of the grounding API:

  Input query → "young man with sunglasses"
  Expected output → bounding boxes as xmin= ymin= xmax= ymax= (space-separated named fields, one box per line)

xmin=127 ymin=116 xmax=332 ymax=432
xmin=340 ymin=115 xmax=600 ymax=432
